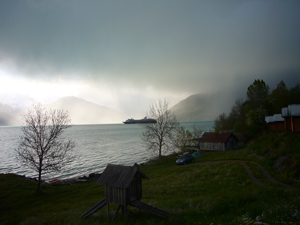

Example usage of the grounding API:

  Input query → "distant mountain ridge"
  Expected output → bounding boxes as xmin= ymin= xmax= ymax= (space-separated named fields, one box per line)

xmin=0 ymin=111 xmax=21 ymax=126
xmin=0 ymin=97 xmax=127 ymax=126
xmin=0 ymin=103 xmax=22 ymax=126
xmin=1 ymin=93 xmax=233 ymax=125
xmin=170 ymin=93 xmax=233 ymax=122
xmin=45 ymin=96 xmax=126 ymax=124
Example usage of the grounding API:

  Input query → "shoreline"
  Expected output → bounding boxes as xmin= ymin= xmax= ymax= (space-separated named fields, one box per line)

xmin=3 ymin=153 xmax=180 ymax=185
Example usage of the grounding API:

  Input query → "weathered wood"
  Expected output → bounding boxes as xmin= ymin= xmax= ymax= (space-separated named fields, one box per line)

xmin=130 ymin=200 xmax=170 ymax=218
xmin=98 ymin=164 xmax=149 ymax=207
xmin=80 ymin=198 xmax=107 ymax=218
xmin=123 ymin=205 xmax=128 ymax=220
xmin=199 ymin=132 xmax=239 ymax=151
xmin=113 ymin=205 xmax=122 ymax=220
xmin=82 ymin=164 xmax=171 ymax=221
xmin=107 ymin=202 xmax=110 ymax=221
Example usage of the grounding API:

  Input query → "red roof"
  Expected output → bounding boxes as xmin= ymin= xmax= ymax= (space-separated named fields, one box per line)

xmin=200 ymin=132 xmax=235 ymax=143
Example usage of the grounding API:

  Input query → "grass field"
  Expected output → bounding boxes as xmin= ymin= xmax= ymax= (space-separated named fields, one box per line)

xmin=1 ymin=133 xmax=300 ymax=224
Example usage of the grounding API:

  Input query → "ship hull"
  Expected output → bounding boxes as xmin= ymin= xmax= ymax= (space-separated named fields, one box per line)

xmin=123 ymin=118 xmax=157 ymax=124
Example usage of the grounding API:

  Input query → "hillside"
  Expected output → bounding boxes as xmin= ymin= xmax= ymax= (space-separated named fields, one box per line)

xmin=1 ymin=139 xmax=300 ymax=224
xmin=46 ymin=96 xmax=127 ymax=124
xmin=1 ymin=92 xmax=235 ymax=125
xmin=170 ymin=93 xmax=233 ymax=122
xmin=0 ymin=97 xmax=127 ymax=126
xmin=0 ymin=103 xmax=22 ymax=126
xmin=0 ymin=111 xmax=21 ymax=126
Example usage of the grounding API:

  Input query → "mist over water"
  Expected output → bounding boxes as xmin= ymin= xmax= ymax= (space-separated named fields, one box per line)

xmin=0 ymin=121 xmax=213 ymax=180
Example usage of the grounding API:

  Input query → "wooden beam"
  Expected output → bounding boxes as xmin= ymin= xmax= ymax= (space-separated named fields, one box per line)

xmin=112 ymin=205 xmax=121 ymax=220
xmin=107 ymin=202 xmax=110 ymax=221
xmin=122 ymin=205 xmax=128 ymax=220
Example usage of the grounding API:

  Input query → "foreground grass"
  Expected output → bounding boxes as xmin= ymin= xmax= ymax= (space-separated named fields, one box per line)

xmin=1 ymin=146 xmax=300 ymax=224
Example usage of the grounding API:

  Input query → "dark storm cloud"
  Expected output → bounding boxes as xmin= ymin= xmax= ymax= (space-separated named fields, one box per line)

xmin=1 ymin=0 xmax=300 ymax=95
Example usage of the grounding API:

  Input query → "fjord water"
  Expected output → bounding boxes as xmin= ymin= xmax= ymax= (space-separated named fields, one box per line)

xmin=0 ymin=121 xmax=213 ymax=180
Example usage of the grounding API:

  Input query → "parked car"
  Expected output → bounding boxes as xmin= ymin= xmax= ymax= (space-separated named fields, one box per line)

xmin=176 ymin=152 xmax=194 ymax=165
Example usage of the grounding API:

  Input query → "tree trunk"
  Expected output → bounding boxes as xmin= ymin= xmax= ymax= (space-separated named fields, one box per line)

xmin=159 ymin=139 xmax=162 ymax=157
xmin=36 ymin=159 xmax=42 ymax=194
xmin=36 ymin=169 xmax=42 ymax=193
xmin=158 ymin=137 xmax=164 ymax=158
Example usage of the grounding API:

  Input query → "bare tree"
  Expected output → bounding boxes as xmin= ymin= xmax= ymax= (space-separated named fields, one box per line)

xmin=141 ymin=99 xmax=179 ymax=157
xmin=174 ymin=124 xmax=203 ymax=152
xmin=16 ymin=104 xmax=77 ymax=193
xmin=173 ymin=126 xmax=193 ymax=152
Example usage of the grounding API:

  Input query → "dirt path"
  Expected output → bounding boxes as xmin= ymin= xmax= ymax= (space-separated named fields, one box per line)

xmin=253 ymin=162 xmax=299 ymax=190
xmin=181 ymin=160 xmax=300 ymax=190
xmin=239 ymin=162 xmax=264 ymax=187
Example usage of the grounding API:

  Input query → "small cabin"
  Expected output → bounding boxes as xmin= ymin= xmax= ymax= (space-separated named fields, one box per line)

xmin=199 ymin=132 xmax=239 ymax=151
xmin=273 ymin=114 xmax=285 ymax=132
xmin=282 ymin=107 xmax=292 ymax=131
xmin=97 ymin=164 xmax=148 ymax=206
xmin=265 ymin=114 xmax=285 ymax=132
xmin=265 ymin=116 xmax=275 ymax=131
xmin=82 ymin=163 xmax=169 ymax=220
xmin=265 ymin=104 xmax=300 ymax=133
xmin=287 ymin=105 xmax=300 ymax=132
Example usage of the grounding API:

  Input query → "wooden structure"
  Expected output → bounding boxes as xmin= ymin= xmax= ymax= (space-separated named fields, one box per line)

xmin=97 ymin=163 xmax=148 ymax=206
xmin=265 ymin=116 xmax=275 ymax=131
xmin=199 ymin=132 xmax=239 ymax=151
xmin=265 ymin=114 xmax=285 ymax=132
xmin=81 ymin=163 xmax=170 ymax=220
xmin=283 ymin=105 xmax=300 ymax=132
xmin=266 ymin=105 xmax=300 ymax=133
xmin=282 ymin=107 xmax=292 ymax=131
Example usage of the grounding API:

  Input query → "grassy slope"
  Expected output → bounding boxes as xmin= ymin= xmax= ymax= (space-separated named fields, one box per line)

xmin=1 ymin=132 xmax=300 ymax=224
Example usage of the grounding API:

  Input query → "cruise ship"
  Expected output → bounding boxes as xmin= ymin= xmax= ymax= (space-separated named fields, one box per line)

xmin=123 ymin=117 xmax=157 ymax=124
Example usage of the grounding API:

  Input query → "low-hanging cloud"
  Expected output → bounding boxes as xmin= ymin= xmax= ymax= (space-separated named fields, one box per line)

xmin=1 ymin=0 xmax=300 ymax=117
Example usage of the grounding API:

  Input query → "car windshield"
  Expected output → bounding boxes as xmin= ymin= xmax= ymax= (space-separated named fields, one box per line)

xmin=180 ymin=155 xmax=188 ymax=159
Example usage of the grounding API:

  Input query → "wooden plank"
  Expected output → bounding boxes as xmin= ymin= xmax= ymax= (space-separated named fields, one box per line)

xmin=130 ymin=200 xmax=170 ymax=218
xmin=107 ymin=202 xmax=110 ymax=221
xmin=112 ymin=205 xmax=122 ymax=220
xmin=80 ymin=198 xmax=107 ymax=218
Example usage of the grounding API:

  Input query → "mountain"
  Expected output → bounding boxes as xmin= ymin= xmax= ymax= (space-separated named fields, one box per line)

xmin=0 ymin=111 xmax=22 ymax=126
xmin=0 ymin=103 xmax=22 ymax=126
xmin=170 ymin=93 xmax=233 ymax=122
xmin=45 ymin=96 xmax=126 ymax=124
xmin=0 ymin=97 xmax=127 ymax=126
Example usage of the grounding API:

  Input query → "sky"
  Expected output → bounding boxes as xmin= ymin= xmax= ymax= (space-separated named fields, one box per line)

xmin=1 ymin=0 xmax=300 ymax=118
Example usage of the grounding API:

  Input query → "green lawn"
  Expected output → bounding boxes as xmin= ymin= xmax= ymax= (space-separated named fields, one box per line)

xmin=1 ymin=144 xmax=300 ymax=224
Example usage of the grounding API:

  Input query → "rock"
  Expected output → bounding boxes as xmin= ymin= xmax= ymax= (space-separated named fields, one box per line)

xmin=88 ymin=173 xmax=101 ymax=179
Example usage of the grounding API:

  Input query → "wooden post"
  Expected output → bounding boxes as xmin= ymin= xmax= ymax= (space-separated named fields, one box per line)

xmin=113 ymin=205 xmax=121 ymax=220
xmin=122 ymin=205 xmax=128 ymax=220
xmin=107 ymin=202 xmax=110 ymax=221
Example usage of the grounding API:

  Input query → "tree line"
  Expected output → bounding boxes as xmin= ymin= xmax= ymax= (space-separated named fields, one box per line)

xmin=213 ymin=79 xmax=300 ymax=136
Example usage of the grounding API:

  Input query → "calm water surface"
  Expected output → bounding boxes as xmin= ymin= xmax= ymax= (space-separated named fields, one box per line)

xmin=0 ymin=121 xmax=213 ymax=180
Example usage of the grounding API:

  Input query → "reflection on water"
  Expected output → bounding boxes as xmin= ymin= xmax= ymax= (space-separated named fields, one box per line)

xmin=0 ymin=121 xmax=213 ymax=179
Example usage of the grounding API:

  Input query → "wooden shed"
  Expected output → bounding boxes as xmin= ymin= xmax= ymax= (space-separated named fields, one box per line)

xmin=288 ymin=105 xmax=300 ymax=132
xmin=81 ymin=164 xmax=170 ymax=218
xmin=97 ymin=163 xmax=148 ymax=206
xmin=199 ymin=132 xmax=239 ymax=151
xmin=282 ymin=105 xmax=300 ymax=132
xmin=282 ymin=107 xmax=292 ymax=131
xmin=273 ymin=114 xmax=285 ymax=131
xmin=266 ymin=114 xmax=285 ymax=132
xmin=81 ymin=164 xmax=170 ymax=220
xmin=265 ymin=116 xmax=276 ymax=131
